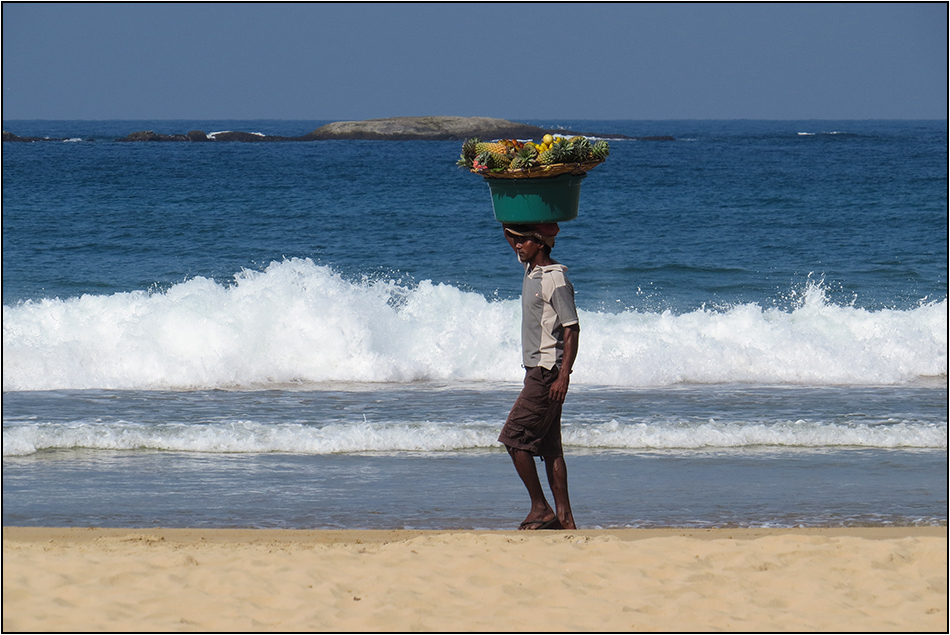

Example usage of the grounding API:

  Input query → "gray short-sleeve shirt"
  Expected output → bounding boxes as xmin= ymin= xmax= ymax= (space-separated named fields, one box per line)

xmin=521 ymin=263 xmax=579 ymax=369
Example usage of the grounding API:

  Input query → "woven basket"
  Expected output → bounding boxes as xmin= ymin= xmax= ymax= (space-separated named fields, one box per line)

xmin=472 ymin=160 xmax=604 ymax=180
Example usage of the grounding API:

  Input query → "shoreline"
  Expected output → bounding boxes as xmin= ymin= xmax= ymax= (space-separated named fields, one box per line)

xmin=4 ymin=524 xmax=947 ymax=543
xmin=5 ymin=526 xmax=946 ymax=632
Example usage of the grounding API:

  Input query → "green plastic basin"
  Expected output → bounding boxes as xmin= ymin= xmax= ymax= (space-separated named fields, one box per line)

xmin=485 ymin=173 xmax=585 ymax=223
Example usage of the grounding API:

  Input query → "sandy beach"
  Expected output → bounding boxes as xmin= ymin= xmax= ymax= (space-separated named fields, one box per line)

xmin=3 ymin=526 xmax=946 ymax=632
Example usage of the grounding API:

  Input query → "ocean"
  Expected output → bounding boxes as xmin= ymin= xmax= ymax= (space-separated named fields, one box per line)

xmin=2 ymin=119 xmax=946 ymax=529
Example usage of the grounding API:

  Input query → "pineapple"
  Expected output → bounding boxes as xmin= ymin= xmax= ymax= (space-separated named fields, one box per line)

xmin=538 ymin=149 xmax=560 ymax=165
xmin=488 ymin=151 xmax=511 ymax=169
xmin=457 ymin=137 xmax=480 ymax=168
xmin=472 ymin=151 xmax=493 ymax=171
xmin=568 ymin=137 xmax=592 ymax=162
xmin=538 ymin=138 xmax=570 ymax=165
xmin=552 ymin=137 xmax=573 ymax=160
xmin=509 ymin=145 xmax=539 ymax=170
xmin=475 ymin=141 xmax=507 ymax=155
xmin=462 ymin=138 xmax=479 ymax=160
xmin=473 ymin=149 xmax=511 ymax=171
xmin=591 ymin=140 xmax=610 ymax=161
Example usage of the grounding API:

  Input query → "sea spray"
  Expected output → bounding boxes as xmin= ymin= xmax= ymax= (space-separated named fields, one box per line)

xmin=3 ymin=258 xmax=946 ymax=391
xmin=2 ymin=259 xmax=522 ymax=390
xmin=581 ymin=283 xmax=947 ymax=386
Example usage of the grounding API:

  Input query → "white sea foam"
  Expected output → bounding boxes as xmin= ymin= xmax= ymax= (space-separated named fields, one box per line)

xmin=1 ymin=420 xmax=498 ymax=456
xmin=3 ymin=258 xmax=946 ymax=391
xmin=4 ymin=416 xmax=945 ymax=457
xmin=564 ymin=418 xmax=946 ymax=450
xmin=207 ymin=131 xmax=265 ymax=138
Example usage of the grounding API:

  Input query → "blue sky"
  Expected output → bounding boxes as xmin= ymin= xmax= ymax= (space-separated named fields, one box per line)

xmin=2 ymin=2 xmax=947 ymax=120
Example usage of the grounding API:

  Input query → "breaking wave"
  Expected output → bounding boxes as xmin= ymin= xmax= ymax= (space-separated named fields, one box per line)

xmin=3 ymin=258 xmax=946 ymax=391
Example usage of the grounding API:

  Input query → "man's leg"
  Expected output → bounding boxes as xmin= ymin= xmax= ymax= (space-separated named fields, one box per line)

xmin=544 ymin=455 xmax=576 ymax=530
xmin=508 ymin=447 xmax=557 ymax=529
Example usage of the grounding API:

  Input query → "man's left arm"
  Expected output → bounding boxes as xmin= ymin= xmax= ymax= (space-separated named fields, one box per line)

xmin=549 ymin=324 xmax=579 ymax=403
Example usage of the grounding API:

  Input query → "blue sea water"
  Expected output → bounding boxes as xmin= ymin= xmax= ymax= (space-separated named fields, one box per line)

xmin=2 ymin=119 xmax=947 ymax=529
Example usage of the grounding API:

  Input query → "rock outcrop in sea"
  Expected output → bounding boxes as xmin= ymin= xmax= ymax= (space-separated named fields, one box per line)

xmin=5 ymin=117 xmax=674 ymax=142
xmin=116 ymin=131 xmax=189 ymax=142
xmin=302 ymin=116 xmax=551 ymax=141
xmin=3 ymin=131 xmax=67 ymax=142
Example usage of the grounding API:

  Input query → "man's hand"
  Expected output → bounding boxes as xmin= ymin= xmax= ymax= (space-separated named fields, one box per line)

xmin=549 ymin=324 xmax=579 ymax=404
xmin=549 ymin=373 xmax=570 ymax=403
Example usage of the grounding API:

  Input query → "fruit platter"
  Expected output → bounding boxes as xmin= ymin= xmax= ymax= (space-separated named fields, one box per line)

xmin=457 ymin=134 xmax=609 ymax=179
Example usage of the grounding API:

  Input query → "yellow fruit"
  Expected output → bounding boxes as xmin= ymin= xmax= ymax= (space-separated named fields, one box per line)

xmin=542 ymin=134 xmax=554 ymax=145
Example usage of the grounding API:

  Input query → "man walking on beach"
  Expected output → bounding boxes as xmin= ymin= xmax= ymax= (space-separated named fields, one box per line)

xmin=499 ymin=223 xmax=578 ymax=530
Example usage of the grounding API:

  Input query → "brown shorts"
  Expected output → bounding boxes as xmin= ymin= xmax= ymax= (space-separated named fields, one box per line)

xmin=498 ymin=366 xmax=563 ymax=458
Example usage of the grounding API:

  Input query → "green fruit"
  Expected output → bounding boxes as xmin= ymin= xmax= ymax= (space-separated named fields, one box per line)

xmin=552 ymin=137 xmax=573 ymax=159
xmin=488 ymin=151 xmax=511 ymax=169
xmin=591 ymin=140 xmax=610 ymax=161
xmin=462 ymin=138 xmax=479 ymax=159
xmin=509 ymin=146 xmax=536 ymax=169
xmin=474 ymin=151 xmax=493 ymax=169
xmin=568 ymin=137 xmax=592 ymax=162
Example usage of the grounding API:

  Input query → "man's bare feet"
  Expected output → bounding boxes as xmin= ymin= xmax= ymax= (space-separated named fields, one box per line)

xmin=519 ymin=516 xmax=561 ymax=530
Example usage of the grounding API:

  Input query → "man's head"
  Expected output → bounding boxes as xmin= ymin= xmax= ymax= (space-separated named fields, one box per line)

xmin=503 ymin=223 xmax=560 ymax=263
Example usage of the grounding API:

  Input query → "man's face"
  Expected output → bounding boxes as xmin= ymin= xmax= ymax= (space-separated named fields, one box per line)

xmin=513 ymin=234 xmax=543 ymax=262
